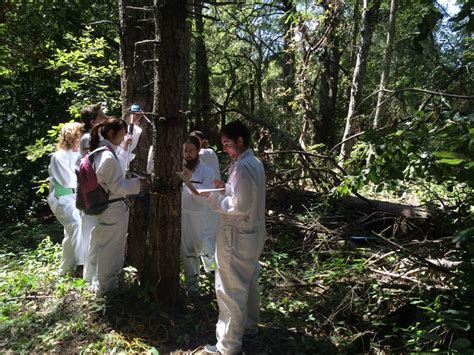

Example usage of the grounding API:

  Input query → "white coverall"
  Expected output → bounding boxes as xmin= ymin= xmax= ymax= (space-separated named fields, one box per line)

xmin=81 ymin=129 xmax=141 ymax=283
xmin=208 ymin=148 xmax=266 ymax=354
xmin=199 ymin=148 xmax=220 ymax=272
xmin=181 ymin=161 xmax=214 ymax=291
xmin=47 ymin=149 xmax=83 ymax=275
xmin=85 ymin=139 xmax=141 ymax=296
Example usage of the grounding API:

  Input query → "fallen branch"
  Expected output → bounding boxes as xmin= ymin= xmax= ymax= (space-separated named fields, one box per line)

xmin=372 ymin=232 xmax=457 ymax=276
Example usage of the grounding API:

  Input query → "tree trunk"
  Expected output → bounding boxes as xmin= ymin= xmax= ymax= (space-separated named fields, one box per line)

xmin=373 ymin=0 xmax=397 ymax=129
xmin=281 ymin=0 xmax=296 ymax=130
xmin=193 ymin=0 xmax=216 ymax=141
xmin=340 ymin=0 xmax=380 ymax=160
xmin=146 ymin=0 xmax=190 ymax=306
xmin=118 ymin=0 xmax=155 ymax=278
xmin=316 ymin=0 xmax=341 ymax=147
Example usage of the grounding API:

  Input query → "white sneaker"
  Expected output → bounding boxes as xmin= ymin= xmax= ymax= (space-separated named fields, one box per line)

xmin=203 ymin=344 xmax=220 ymax=354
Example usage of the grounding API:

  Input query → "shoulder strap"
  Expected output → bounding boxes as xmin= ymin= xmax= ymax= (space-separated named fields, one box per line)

xmin=88 ymin=146 xmax=118 ymax=161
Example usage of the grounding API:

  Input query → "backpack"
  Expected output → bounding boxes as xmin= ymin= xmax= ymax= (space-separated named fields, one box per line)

xmin=76 ymin=146 xmax=123 ymax=215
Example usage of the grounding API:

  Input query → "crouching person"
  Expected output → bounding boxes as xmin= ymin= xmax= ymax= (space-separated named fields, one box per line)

xmin=85 ymin=117 xmax=148 ymax=297
xmin=47 ymin=122 xmax=84 ymax=276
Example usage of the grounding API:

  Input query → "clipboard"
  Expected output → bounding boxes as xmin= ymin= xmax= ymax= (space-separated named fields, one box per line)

xmin=176 ymin=171 xmax=225 ymax=195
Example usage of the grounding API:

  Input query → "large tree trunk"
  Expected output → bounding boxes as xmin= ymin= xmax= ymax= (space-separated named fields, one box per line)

xmin=340 ymin=0 xmax=380 ymax=160
xmin=118 ymin=0 xmax=155 ymax=278
xmin=373 ymin=0 xmax=397 ymax=129
xmin=193 ymin=0 xmax=216 ymax=142
xmin=145 ymin=0 xmax=190 ymax=306
xmin=316 ymin=0 xmax=341 ymax=147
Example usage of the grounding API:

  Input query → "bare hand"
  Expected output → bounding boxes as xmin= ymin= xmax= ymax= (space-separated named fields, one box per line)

xmin=213 ymin=179 xmax=225 ymax=189
xmin=182 ymin=167 xmax=192 ymax=180
xmin=123 ymin=136 xmax=133 ymax=151
xmin=199 ymin=191 xmax=211 ymax=198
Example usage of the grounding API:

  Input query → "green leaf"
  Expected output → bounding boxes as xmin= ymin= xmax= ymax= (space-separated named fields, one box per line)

xmin=435 ymin=158 xmax=464 ymax=165
xmin=432 ymin=151 xmax=461 ymax=159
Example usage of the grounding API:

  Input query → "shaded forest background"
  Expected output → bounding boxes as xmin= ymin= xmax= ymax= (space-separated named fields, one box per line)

xmin=1 ymin=0 xmax=473 ymax=353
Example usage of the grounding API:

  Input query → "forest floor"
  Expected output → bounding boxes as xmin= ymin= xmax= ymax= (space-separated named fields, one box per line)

xmin=1 ymin=188 xmax=472 ymax=354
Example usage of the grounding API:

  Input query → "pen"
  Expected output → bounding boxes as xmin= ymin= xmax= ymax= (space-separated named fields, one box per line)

xmin=190 ymin=180 xmax=202 ymax=184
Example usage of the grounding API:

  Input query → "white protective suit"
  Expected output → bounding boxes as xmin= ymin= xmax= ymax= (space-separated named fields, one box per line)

xmin=47 ymin=149 xmax=83 ymax=275
xmin=81 ymin=128 xmax=141 ymax=283
xmin=85 ymin=139 xmax=141 ymax=296
xmin=207 ymin=148 xmax=266 ymax=354
xmin=181 ymin=161 xmax=214 ymax=291
xmin=199 ymin=148 xmax=220 ymax=272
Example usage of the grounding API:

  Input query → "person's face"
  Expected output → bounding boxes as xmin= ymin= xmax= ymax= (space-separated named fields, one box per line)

xmin=108 ymin=128 xmax=126 ymax=146
xmin=183 ymin=142 xmax=199 ymax=162
xmin=201 ymin=139 xmax=210 ymax=149
xmin=221 ymin=135 xmax=244 ymax=160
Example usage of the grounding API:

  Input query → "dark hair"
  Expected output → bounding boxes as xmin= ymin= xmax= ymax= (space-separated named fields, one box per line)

xmin=190 ymin=130 xmax=206 ymax=141
xmin=183 ymin=135 xmax=201 ymax=151
xmin=80 ymin=104 xmax=103 ymax=131
xmin=220 ymin=120 xmax=250 ymax=146
xmin=90 ymin=117 xmax=127 ymax=151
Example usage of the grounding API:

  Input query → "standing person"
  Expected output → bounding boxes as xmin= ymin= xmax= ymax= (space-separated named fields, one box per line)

xmin=190 ymin=130 xmax=220 ymax=180
xmin=79 ymin=104 xmax=107 ymax=156
xmin=79 ymin=104 xmax=106 ymax=279
xmin=181 ymin=136 xmax=215 ymax=295
xmin=47 ymin=122 xmax=84 ymax=276
xmin=85 ymin=117 xmax=147 ymax=296
xmin=203 ymin=120 xmax=266 ymax=355
xmin=190 ymin=130 xmax=220 ymax=272
xmin=80 ymin=104 xmax=143 ymax=284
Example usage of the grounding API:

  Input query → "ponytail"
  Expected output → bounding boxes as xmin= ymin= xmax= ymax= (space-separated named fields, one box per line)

xmin=89 ymin=123 xmax=103 ymax=151
xmin=89 ymin=117 xmax=127 ymax=151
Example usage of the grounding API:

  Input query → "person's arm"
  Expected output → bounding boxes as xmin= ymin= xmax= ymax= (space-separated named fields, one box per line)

xmin=117 ymin=125 xmax=143 ymax=172
xmin=96 ymin=153 xmax=141 ymax=196
xmin=208 ymin=165 xmax=254 ymax=216
xmin=49 ymin=152 xmax=76 ymax=188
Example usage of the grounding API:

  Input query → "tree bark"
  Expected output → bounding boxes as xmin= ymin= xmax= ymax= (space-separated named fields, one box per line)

xmin=146 ymin=0 xmax=190 ymax=306
xmin=281 ymin=0 xmax=296 ymax=130
xmin=193 ymin=0 xmax=216 ymax=141
xmin=373 ymin=0 xmax=397 ymax=129
xmin=340 ymin=0 xmax=380 ymax=160
xmin=119 ymin=0 xmax=155 ymax=278
xmin=316 ymin=0 xmax=341 ymax=147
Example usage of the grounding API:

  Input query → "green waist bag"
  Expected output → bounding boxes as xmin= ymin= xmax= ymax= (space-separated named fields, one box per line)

xmin=54 ymin=180 xmax=74 ymax=197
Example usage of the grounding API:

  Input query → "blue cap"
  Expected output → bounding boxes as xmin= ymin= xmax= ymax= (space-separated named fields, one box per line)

xmin=130 ymin=104 xmax=141 ymax=112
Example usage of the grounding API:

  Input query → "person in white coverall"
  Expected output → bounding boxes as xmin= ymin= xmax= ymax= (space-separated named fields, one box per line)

xmin=79 ymin=104 xmax=106 ymax=281
xmin=85 ymin=117 xmax=148 ymax=296
xmin=47 ymin=122 xmax=84 ymax=276
xmin=190 ymin=130 xmax=220 ymax=272
xmin=181 ymin=136 xmax=215 ymax=294
xmin=80 ymin=105 xmax=143 ymax=284
xmin=203 ymin=120 xmax=266 ymax=355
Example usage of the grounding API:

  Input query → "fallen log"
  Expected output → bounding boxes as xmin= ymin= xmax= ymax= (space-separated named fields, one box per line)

xmin=340 ymin=195 xmax=432 ymax=219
